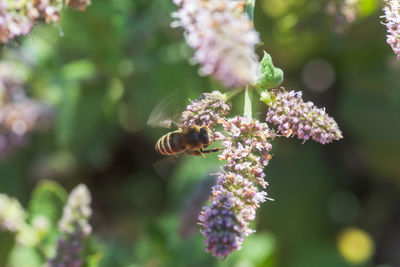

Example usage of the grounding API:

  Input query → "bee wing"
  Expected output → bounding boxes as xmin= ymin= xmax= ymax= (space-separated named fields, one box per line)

xmin=153 ymin=155 xmax=181 ymax=179
xmin=147 ymin=93 xmax=182 ymax=129
xmin=179 ymin=175 xmax=216 ymax=238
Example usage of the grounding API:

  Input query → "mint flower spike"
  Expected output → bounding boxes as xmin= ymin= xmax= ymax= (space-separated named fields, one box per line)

xmin=171 ymin=0 xmax=260 ymax=88
xmin=199 ymin=116 xmax=273 ymax=258
xmin=382 ymin=0 xmax=400 ymax=60
xmin=180 ymin=91 xmax=231 ymax=128
xmin=266 ymin=90 xmax=343 ymax=144
xmin=0 ymin=0 xmax=91 ymax=43
xmin=257 ymin=51 xmax=284 ymax=90
xmin=48 ymin=184 xmax=92 ymax=267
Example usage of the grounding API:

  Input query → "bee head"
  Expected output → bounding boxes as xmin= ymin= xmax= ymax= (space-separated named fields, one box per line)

xmin=199 ymin=126 xmax=211 ymax=145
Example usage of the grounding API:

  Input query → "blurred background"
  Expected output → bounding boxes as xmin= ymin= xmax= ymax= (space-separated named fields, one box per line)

xmin=0 ymin=0 xmax=399 ymax=266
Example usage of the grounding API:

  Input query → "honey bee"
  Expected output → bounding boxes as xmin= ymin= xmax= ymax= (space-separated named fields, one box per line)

xmin=155 ymin=125 xmax=220 ymax=158
xmin=148 ymin=95 xmax=220 ymax=158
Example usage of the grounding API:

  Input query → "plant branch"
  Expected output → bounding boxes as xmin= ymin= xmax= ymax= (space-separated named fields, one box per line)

xmin=225 ymin=88 xmax=243 ymax=101
xmin=245 ymin=0 xmax=256 ymax=23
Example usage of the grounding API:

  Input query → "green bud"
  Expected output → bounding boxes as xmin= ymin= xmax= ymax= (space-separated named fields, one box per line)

xmin=260 ymin=90 xmax=275 ymax=107
xmin=257 ymin=51 xmax=284 ymax=89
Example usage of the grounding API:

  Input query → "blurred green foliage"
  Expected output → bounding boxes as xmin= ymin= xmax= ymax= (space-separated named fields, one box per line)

xmin=1 ymin=181 xmax=100 ymax=266
xmin=0 ymin=231 xmax=15 ymax=266
xmin=0 ymin=0 xmax=399 ymax=266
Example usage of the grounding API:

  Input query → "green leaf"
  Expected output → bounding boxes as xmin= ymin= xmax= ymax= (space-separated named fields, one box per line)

xmin=0 ymin=231 xmax=16 ymax=266
xmin=57 ymin=83 xmax=81 ymax=147
xmin=219 ymin=232 xmax=277 ymax=267
xmin=245 ymin=0 xmax=256 ymax=22
xmin=359 ymin=0 xmax=378 ymax=16
xmin=8 ymin=245 xmax=42 ymax=267
xmin=84 ymin=237 xmax=105 ymax=267
xmin=28 ymin=180 xmax=67 ymax=227
xmin=260 ymin=90 xmax=273 ymax=106
xmin=27 ymin=181 xmax=68 ymax=258
xmin=60 ymin=59 xmax=96 ymax=81
xmin=257 ymin=51 xmax=284 ymax=90
xmin=244 ymin=87 xmax=253 ymax=119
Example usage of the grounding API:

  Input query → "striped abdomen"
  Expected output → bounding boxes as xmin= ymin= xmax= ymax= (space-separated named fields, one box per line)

xmin=156 ymin=131 xmax=186 ymax=155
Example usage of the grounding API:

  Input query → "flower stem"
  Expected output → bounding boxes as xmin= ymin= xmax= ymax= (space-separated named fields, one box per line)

xmin=244 ymin=87 xmax=253 ymax=119
xmin=225 ymin=88 xmax=243 ymax=101
xmin=243 ymin=0 xmax=256 ymax=120
xmin=246 ymin=0 xmax=256 ymax=23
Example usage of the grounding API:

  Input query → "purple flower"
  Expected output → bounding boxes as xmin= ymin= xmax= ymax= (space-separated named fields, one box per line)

xmin=0 ymin=0 xmax=91 ymax=43
xmin=382 ymin=0 xmax=400 ymax=60
xmin=48 ymin=184 xmax=92 ymax=267
xmin=171 ymin=0 xmax=259 ymax=88
xmin=0 ymin=61 xmax=52 ymax=159
xmin=32 ymin=0 xmax=64 ymax=24
xmin=199 ymin=116 xmax=273 ymax=258
xmin=65 ymin=0 xmax=91 ymax=11
xmin=0 ymin=1 xmax=34 ymax=42
xmin=199 ymin=192 xmax=247 ymax=258
xmin=266 ymin=90 xmax=343 ymax=144
xmin=326 ymin=0 xmax=359 ymax=23
xmin=180 ymin=90 xmax=231 ymax=128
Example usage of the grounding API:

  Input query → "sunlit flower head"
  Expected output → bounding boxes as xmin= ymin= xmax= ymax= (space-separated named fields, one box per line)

xmin=382 ymin=0 xmax=400 ymax=60
xmin=172 ymin=0 xmax=259 ymax=88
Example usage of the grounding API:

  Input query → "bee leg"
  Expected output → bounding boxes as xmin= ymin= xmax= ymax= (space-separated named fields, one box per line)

xmin=190 ymin=150 xmax=206 ymax=158
xmin=201 ymin=148 xmax=222 ymax=154
xmin=198 ymin=151 xmax=206 ymax=158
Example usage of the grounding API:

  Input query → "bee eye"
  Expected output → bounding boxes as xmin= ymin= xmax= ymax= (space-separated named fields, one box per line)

xmin=199 ymin=127 xmax=209 ymax=144
xmin=199 ymin=127 xmax=207 ymax=134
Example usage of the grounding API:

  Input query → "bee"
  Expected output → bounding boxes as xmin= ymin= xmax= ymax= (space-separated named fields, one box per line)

xmin=155 ymin=125 xmax=220 ymax=158
xmin=148 ymin=95 xmax=220 ymax=158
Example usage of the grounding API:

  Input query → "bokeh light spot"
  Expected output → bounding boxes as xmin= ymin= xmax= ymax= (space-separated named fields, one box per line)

xmin=302 ymin=59 xmax=335 ymax=92
xmin=261 ymin=0 xmax=299 ymax=18
xmin=118 ymin=59 xmax=134 ymax=77
xmin=12 ymin=120 xmax=27 ymax=135
xmin=338 ymin=227 xmax=374 ymax=264
xmin=328 ymin=191 xmax=360 ymax=224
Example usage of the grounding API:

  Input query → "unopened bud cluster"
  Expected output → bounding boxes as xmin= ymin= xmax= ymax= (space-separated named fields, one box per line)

xmin=171 ymin=0 xmax=259 ymax=87
xmin=199 ymin=116 xmax=273 ymax=258
xmin=266 ymin=90 xmax=342 ymax=144
xmin=49 ymin=184 xmax=92 ymax=267
xmin=0 ymin=0 xmax=91 ymax=43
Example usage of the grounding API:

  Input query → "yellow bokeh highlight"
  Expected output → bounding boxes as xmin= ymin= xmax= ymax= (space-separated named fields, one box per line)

xmin=337 ymin=227 xmax=374 ymax=264
xmin=261 ymin=0 xmax=305 ymax=18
